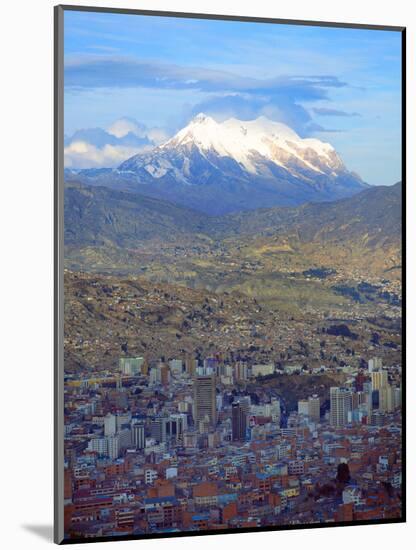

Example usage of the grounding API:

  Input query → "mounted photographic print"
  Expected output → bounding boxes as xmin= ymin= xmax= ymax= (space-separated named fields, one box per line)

xmin=54 ymin=5 xmax=405 ymax=544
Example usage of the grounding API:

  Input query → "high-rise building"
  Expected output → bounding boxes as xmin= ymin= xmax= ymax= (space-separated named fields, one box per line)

xmin=240 ymin=396 xmax=251 ymax=415
xmin=368 ymin=357 xmax=382 ymax=373
xmin=158 ymin=363 xmax=170 ymax=385
xmin=116 ymin=412 xmax=131 ymax=431
xmin=166 ymin=414 xmax=187 ymax=442
xmin=298 ymin=400 xmax=309 ymax=417
xmin=149 ymin=363 xmax=171 ymax=386
xmin=149 ymin=368 xmax=158 ymax=385
xmin=330 ymin=387 xmax=353 ymax=427
xmin=193 ymin=375 xmax=217 ymax=427
xmin=141 ymin=359 xmax=149 ymax=376
xmin=308 ymin=396 xmax=320 ymax=422
xmin=394 ymin=386 xmax=402 ymax=409
xmin=232 ymin=401 xmax=247 ymax=441
xmin=119 ymin=357 xmax=144 ymax=375
xmin=89 ymin=437 xmax=108 ymax=456
xmin=185 ymin=355 xmax=197 ymax=377
xmin=104 ymin=413 xmax=117 ymax=436
xmin=107 ymin=435 xmax=120 ymax=459
xmin=371 ymin=369 xmax=388 ymax=391
xmin=203 ymin=357 xmax=218 ymax=373
xmin=132 ymin=422 xmax=145 ymax=450
xmin=151 ymin=417 xmax=168 ymax=443
xmin=118 ymin=428 xmax=132 ymax=451
xmin=379 ymin=384 xmax=395 ymax=413
xmin=169 ymin=359 xmax=183 ymax=376
xmin=235 ymin=362 xmax=249 ymax=381
xmin=150 ymin=414 xmax=187 ymax=445
xmin=298 ymin=395 xmax=320 ymax=422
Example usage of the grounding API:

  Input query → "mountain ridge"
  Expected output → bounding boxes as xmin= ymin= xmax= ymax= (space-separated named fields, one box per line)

xmin=64 ymin=181 xmax=401 ymax=312
xmin=65 ymin=180 xmax=401 ymax=247
xmin=65 ymin=114 xmax=367 ymax=214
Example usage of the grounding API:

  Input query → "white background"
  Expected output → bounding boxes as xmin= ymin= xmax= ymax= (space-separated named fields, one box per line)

xmin=0 ymin=0 xmax=413 ymax=548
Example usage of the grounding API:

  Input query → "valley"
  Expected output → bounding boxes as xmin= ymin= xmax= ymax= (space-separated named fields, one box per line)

xmin=63 ymin=180 xmax=402 ymax=373
xmin=64 ymin=181 xmax=402 ymax=317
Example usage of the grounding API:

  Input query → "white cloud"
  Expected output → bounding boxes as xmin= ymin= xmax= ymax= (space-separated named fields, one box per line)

xmin=107 ymin=117 xmax=145 ymax=138
xmin=64 ymin=140 xmax=150 ymax=169
xmin=146 ymin=127 xmax=170 ymax=145
xmin=107 ymin=117 xmax=170 ymax=145
xmin=64 ymin=117 xmax=173 ymax=168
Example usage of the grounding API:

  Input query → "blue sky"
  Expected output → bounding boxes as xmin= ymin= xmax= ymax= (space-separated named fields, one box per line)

xmin=64 ymin=10 xmax=402 ymax=185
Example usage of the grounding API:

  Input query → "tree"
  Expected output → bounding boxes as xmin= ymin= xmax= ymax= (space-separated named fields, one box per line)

xmin=336 ymin=463 xmax=351 ymax=484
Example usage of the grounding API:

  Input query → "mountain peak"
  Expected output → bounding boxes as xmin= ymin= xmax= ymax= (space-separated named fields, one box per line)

xmin=191 ymin=112 xmax=216 ymax=125
xmin=164 ymin=114 xmax=339 ymax=174
xmin=115 ymin=114 xmax=367 ymax=213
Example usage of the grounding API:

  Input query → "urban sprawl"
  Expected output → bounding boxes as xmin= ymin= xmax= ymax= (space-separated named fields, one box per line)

xmin=63 ymin=352 xmax=402 ymax=538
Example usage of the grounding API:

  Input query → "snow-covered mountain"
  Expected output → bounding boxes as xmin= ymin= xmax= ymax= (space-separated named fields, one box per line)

xmin=120 ymin=113 xmax=346 ymax=183
xmin=66 ymin=114 xmax=367 ymax=214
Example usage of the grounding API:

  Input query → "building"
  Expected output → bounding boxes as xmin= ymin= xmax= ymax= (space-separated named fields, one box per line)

xmin=107 ymin=435 xmax=120 ymax=460
xmin=251 ymin=364 xmax=274 ymax=377
xmin=169 ymin=359 xmax=183 ymax=376
xmin=118 ymin=428 xmax=132 ymax=451
xmin=235 ymin=362 xmax=249 ymax=381
xmin=132 ymin=421 xmax=145 ymax=450
xmin=308 ymin=395 xmax=320 ymax=422
xmin=151 ymin=417 xmax=168 ymax=444
xmin=368 ymin=357 xmax=382 ymax=373
xmin=193 ymin=375 xmax=217 ymax=427
xmin=288 ymin=460 xmax=304 ymax=475
xmin=232 ymin=401 xmax=247 ymax=441
xmin=119 ymin=356 xmax=144 ymax=375
xmin=166 ymin=414 xmax=187 ymax=442
xmin=104 ymin=413 xmax=117 ymax=436
xmin=330 ymin=387 xmax=352 ymax=427
xmin=116 ymin=412 xmax=131 ymax=431
xmin=342 ymin=486 xmax=364 ymax=506
xmin=145 ymin=469 xmax=158 ymax=485
xmin=89 ymin=437 xmax=108 ymax=456
xmin=371 ymin=369 xmax=388 ymax=391
xmin=298 ymin=400 xmax=309 ymax=417
xmin=298 ymin=395 xmax=320 ymax=422
xmin=379 ymin=384 xmax=395 ymax=413
xmin=283 ymin=364 xmax=302 ymax=374
xmin=394 ymin=386 xmax=402 ymax=409
xmin=185 ymin=355 xmax=197 ymax=377
xmin=149 ymin=363 xmax=171 ymax=386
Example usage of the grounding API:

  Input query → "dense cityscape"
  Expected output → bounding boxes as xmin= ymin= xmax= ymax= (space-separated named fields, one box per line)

xmin=63 ymin=350 xmax=402 ymax=539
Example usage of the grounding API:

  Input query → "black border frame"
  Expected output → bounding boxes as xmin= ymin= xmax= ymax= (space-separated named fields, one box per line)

xmin=54 ymin=4 xmax=406 ymax=545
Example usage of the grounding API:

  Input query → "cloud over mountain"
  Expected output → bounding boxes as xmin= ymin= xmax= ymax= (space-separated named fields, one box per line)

xmin=64 ymin=117 xmax=169 ymax=168
xmin=65 ymin=55 xmax=348 ymax=136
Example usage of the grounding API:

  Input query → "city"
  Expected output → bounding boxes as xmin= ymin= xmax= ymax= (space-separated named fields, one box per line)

xmin=63 ymin=352 xmax=402 ymax=539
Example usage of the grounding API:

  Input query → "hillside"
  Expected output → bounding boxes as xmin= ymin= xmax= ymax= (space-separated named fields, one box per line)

xmin=216 ymin=182 xmax=402 ymax=246
xmin=64 ymin=182 xmax=209 ymax=248
xmin=64 ymin=182 xmax=402 ymax=314
xmin=64 ymin=270 xmax=401 ymax=372
xmin=65 ymin=181 xmax=401 ymax=247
